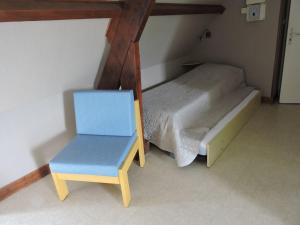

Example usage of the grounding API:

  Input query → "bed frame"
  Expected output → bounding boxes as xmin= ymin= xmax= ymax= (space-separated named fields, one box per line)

xmin=206 ymin=91 xmax=261 ymax=167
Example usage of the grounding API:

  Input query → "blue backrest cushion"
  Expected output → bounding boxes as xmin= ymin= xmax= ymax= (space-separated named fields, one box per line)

xmin=74 ymin=90 xmax=135 ymax=136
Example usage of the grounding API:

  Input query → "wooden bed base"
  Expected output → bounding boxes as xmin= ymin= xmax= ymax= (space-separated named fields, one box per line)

xmin=206 ymin=91 xmax=261 ymax=167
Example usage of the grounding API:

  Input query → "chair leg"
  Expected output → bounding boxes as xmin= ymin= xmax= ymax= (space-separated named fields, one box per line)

xmin=119 ymin=169 xmax=131 ymax=207
xmin=51 ymin=173 xmax=69 ymax=201
xmin=139 ymin=143 xmax=145 ymax=167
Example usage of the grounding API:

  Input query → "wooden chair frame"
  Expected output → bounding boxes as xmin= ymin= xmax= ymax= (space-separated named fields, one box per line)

xmin=51 ymin=100 xmax=145 ymax=207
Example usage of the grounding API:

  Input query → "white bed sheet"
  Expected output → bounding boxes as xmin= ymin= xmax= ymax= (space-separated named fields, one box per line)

xmin=143 ymin=63 xmax=254 ymax=167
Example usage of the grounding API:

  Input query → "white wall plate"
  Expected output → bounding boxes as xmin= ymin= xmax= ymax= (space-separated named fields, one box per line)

xmin=246 ymin=0 xmax=265 ymax=5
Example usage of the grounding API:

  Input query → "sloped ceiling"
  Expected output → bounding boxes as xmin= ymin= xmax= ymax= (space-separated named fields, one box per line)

xmin=140 ymin=0 xmax=225 ymax=69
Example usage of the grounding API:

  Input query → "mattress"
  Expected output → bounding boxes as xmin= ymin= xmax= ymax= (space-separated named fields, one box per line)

xmin=143 ymin=63 xmax=254 ymax=167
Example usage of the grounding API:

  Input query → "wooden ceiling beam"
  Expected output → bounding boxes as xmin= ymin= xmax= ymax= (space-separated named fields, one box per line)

xmin=152 ymin=3 xmax=225 ymax=16
xmin=0 ymin=0 xmax=122 ymax=22
xmin=0 ymin=1 xmax=225 ymax=22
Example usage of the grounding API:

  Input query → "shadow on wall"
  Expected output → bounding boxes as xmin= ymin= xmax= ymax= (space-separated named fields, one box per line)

xmin=31 ymin=90 xmax=78 ymax=167
xmin=162 ymin=16 xmax=205 ymax=63
xmin=158 ymin=16 xmax=202 ymax=83
xmin=31 ymin=38 xmax=110 ymax=167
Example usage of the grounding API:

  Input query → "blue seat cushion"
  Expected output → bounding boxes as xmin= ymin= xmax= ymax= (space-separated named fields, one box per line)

xmin=49 ymin=133 xmax=137 ymax=177
xmin=74 ymin=90 xmax=136 ymax=137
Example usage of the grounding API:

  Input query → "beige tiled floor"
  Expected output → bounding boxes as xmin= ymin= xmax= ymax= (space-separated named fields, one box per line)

xmin=1 ymin=104 xmax=300 ymax=225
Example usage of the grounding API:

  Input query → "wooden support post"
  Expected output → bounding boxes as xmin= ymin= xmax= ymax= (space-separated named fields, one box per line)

xmin=106 ymin=17 xmax=120 ymax=44
xmin=120 ymin=43 xmax=140 ymax=99
xmin=97 ymin=0 xmax=155 ymax=90
xmin=121 ymin=42 xmax=149 ymax=153
xmin=134 ymin=101 xmax=145 ymax=167
xmin=97 ymin=0 xmax=154 ymax=152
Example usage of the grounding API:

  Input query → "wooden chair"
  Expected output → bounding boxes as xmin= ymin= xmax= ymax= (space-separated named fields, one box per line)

xmin=49 ymin=90 xmax=145 ymax=207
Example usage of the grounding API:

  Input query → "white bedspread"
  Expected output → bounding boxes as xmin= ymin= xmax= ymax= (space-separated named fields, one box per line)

xmin=143 ymin=63 xmax=254 ymax=167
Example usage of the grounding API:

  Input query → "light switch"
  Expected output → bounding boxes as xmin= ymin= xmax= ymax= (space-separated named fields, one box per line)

xmin=247 ymin=4 xmax=260 ymax=21
xmin=246 ymin=4 xmax=266 ymax=22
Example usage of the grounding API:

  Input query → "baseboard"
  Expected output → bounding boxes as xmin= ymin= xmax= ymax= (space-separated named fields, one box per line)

xmin=0 ymin=164 xmax=50 ymax=201
xmin=261 ymin=96 xmax=274 ymax=104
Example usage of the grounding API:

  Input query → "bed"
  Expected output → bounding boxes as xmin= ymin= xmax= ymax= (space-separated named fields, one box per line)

xmin=142 ymin=63 xmax=261 ymax=167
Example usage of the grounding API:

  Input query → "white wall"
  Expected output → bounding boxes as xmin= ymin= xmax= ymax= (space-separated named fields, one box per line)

xmin=0 ymin=19 xmax=109 ymax=187
xmin=140 ymin=14 xmax=217 ymax=89
xmin=0 ymin=20 xmax=109 ymax=113
xmin=190 ymin=0 xmax=281 ymax=97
